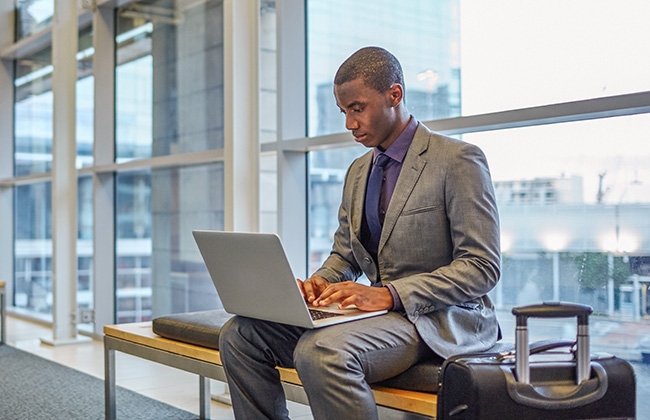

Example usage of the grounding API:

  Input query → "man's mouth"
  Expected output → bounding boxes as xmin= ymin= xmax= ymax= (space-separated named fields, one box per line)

xmin=353 ymin=133 xmax=367 ymax=141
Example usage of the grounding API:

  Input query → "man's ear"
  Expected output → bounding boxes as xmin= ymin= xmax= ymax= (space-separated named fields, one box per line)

xmin=388 ymin=83 xmax=404 ymax=107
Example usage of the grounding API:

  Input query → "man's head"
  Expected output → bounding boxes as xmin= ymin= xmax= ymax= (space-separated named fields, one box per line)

xmin=334 ymin=46 xmax=405 ymax=95
xmin=334 ymin=47 xmax=410 ymax=150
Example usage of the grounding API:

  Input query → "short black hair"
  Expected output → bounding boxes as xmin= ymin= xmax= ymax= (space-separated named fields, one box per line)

xmin=334 ymin=46 xmax=405 ymax=93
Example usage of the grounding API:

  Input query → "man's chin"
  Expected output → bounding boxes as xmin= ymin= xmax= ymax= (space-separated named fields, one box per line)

xmin=354 ymin=135 xmax=374 ymax=147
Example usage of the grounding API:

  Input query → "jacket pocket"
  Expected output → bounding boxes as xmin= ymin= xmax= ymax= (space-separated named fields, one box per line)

xmin=401 ymin=205 xmax=442 ymax=216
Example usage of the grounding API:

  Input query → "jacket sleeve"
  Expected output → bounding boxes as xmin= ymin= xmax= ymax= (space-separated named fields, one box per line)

xmin=388 ymin=140 xmax=501 ymax=322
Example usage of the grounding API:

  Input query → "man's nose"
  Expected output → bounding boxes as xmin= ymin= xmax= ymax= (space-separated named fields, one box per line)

xmin=345 ymin=114 xmax=359 ymax=131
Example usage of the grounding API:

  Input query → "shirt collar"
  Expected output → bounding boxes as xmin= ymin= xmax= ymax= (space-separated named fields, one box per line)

xmin=374 ymin=116 xmax=417 ymax=164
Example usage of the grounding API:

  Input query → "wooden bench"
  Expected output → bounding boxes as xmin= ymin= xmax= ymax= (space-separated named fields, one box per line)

xmin=104 ymin=321 xmax=438 ymax=419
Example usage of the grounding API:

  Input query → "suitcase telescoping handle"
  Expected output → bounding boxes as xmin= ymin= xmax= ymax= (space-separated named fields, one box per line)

xmin=511 ymin=302 xmax=593 ymax=385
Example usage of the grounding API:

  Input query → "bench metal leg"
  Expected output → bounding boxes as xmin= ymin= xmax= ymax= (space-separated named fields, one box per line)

xmin=199 ymin=375 xmax=211 ymax=419
xmin=105 ymin=345 xmax=116 ymax=420
xmin=0 ymin=283 xmax=6 ymax=344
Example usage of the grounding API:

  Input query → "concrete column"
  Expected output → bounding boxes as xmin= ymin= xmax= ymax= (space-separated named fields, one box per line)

xmin=0 ymin=0 xmax=15 ymax=297
xmin=41 ymin=0 xmax=84 ymax=345
xmin=276 ymin=0 xmax=307 ymax=277
xmin=223 ymin=0 xmax=259 ymax=233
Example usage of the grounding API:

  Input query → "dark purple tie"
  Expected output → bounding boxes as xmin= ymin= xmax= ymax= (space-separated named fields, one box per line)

xmin=365 ymin=153 xmax=390 ymax=254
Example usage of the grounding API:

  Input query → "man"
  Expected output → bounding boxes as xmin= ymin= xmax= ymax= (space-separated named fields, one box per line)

xmin=219 ymin=46 xmax=501 ymax=420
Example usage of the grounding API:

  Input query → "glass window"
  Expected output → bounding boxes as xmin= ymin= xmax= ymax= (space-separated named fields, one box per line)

xmin=115 ymin=163 xmax=225 ymax=323
xmin=307 ymin=0 xmax=461 ymax=136
xmin=14 ymin=45 xmax=53 ymax=176
xmin=307 ymin=0 xmax=650 ymax=129
xmin=115 ymin=0 xmax=225 ymax=163
xmin=76 ymin=26 xmax=94 ymax=168
xmin=259 ymin=153 xmax=277 ymax=233
xmin=13 ymin=176 xmax=96 ymax=320
xmin=466 ymin=116 xmax=650 ymax=306
xmin=77 ymin=175 xmax=93 ymax=328
xmin=259 ymin=0 xmax=277 ymax=145
xmin=15 ymin=0 xmax=54 ymax=40
xmin=460 ymin=0 xmax=650 ymax=115
xmin=14 ymin=182 xmax=52 ymax=316
xmin=308 ymin=145 xmax=366 ymax=273
xmin=14 ymin=27 xmax=95 ymax=176
xmin=306 ymin=4 xmax=650 ymax=408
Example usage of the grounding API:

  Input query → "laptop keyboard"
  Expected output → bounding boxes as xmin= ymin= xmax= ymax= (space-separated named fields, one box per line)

xmin=309 ymin=309 xmax=345 ymax=320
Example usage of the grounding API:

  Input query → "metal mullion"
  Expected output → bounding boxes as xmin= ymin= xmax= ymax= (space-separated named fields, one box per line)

xmin=93 ymin=149 xmax=225 ymax=175
xmin=266 ymin=90 xmax=650 ymax=154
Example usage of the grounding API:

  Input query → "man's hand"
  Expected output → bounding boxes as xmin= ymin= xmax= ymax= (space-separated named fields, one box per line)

xmin=313 ymin=281 xmax=393 ymax=312
xmin=297 ymin=275 xmax=330 ymax=304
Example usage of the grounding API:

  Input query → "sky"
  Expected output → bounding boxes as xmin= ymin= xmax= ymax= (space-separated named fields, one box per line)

xmin=459 ymin=0 xmax=650 ymax=204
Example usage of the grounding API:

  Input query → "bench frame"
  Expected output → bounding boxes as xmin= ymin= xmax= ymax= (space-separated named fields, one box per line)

xmin=104 ymin=322 xmax=437 ymax=420
xmin=0 ymin=281 xmax=5 ymax=344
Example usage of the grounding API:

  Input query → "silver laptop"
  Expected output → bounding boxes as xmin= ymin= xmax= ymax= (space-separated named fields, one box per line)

xmin=192 ymin=230 xmax=387 ymax=328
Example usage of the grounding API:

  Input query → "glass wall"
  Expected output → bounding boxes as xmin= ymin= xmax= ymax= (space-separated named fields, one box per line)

xmin=307 ymin=0 xmax=461 ymax=137
xmin=12 ymin=26 xmax=95 ymax=320
xmin=303 ymin=3 xmax=650 ymax=413
xmin=115 ymin=0 xmax=224 ymax=162
xmin=14 ymin=0 xmax=53 ymax=40
xmin=2 ymin=1 xmax=650 ymax=414
xmin=304 ymin=4 xmax=650 ymax=401
xmin=465 ymin=114 xmax=650 ymax=311
xmin=115 ymin=164 xmax=224 ymax=323
xmin=114 ymin=0 xmax=225 ymax=322
xmin=306 ymin=0 xmax=462 ymax=270
xmin=13 ymin=176 xmax=96 ymax=319
xmin=76 ymin=26 xmax=94 ymax=168
xmin=14 ymin=182 xmax=52 ymax=316
xmin=305 ymin=0 xmax=650 ymax=311
xmin=460 ymin=0 xmax=650 ymax=115
xmin=14 ymin=44 xmax=52 ymax=176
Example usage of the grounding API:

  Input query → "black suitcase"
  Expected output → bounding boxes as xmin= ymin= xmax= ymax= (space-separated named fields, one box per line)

xmin=437 ymin=302 xmax=636 ymax=419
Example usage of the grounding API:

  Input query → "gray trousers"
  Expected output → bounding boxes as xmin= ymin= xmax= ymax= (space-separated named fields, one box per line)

xmin=218 ymin=312 xmax=433 ymax=420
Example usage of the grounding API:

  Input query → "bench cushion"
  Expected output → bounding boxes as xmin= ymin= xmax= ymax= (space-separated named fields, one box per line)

xmin=152 ymin=310 xmax=447 ymax=392
xmin=152 ymin=309 xmax=234 ymax=350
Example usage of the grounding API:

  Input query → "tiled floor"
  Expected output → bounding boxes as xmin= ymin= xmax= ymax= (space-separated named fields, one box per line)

xmin=4 ymin=314 xmax=314 ymax=419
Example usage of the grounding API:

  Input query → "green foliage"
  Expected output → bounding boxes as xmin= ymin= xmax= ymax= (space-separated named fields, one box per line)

xmin=573 ymin=252 xmax=631 ymax=290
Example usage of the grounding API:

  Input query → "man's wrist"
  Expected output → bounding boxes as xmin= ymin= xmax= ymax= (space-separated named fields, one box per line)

xmin=384 ymin=283 xmax=404 ymax=312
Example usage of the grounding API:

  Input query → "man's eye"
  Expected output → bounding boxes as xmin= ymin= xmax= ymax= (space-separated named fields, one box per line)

xmin=353 ymin=107 xmax=363 ymax=113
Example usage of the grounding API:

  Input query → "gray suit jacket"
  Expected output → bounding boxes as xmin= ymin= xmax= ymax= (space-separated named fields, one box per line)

xmin=314 ymin=122 xmax=501 ymax=358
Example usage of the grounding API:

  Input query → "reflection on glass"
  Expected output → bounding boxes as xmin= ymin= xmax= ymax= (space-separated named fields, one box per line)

xmin=77 ymin=26 xmax=94 ymax=168
xmin=115 ymin=164 xmax=225 ymax=323
xmin=259 ymin=0 xmax=277 ymax=144
xmin=15 ymin=0 xmax=54 ymax=40
xmin=307 ymin=114 xmax=650 ymax=316
xmin=308 ymin=145 xmax=366 ymax=274
xmin=13 ymin=178 xmax=96 ymax=319
xmin=307 ymin=0 xmax=461 ymax=136
xmin=14 ymin=182 xmax=52 ymax=316
xmin=259 ymin=154 xmax=277 ymax=233
xmin=14 ymin=27 xmax=94 ymax=176
xmin=77 ymin=175 xmax=93 ymax=326
xmin=115 ymin=0 xmax=224 ymax=162
xmin=14 ymin=45 xmax=53 ymax=176
xmin=464 ymin=114 xmax=650 ymax=314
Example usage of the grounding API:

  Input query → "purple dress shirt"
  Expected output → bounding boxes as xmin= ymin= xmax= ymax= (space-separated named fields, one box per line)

xmin=369 ymin=116 xmax=418 ymax=311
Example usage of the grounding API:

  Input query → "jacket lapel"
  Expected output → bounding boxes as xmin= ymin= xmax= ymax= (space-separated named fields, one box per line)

xmin=379 ymin=124 xmax=430 ymax=251
xmin=351 ymin=151 xmax=374 ymax=240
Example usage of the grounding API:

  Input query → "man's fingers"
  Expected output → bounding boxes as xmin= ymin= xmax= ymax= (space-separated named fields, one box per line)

xmin=299 ymin=278 xmax=319 ymax=302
